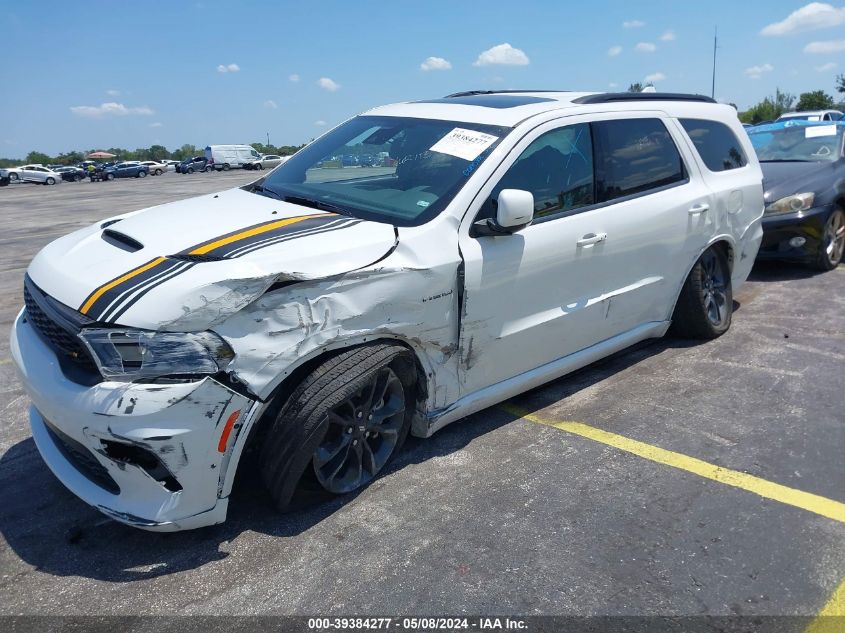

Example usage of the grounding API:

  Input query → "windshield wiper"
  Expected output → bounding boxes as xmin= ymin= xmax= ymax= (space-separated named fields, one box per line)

xmin=247 ymin=182 xmax=283 ymax=200
xmin=283 ymin=195 xmax=353 ymax=216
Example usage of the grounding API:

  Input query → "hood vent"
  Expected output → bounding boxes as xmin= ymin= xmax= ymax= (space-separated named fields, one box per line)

xmin=102 ymin=229 xmax=143 ymax=252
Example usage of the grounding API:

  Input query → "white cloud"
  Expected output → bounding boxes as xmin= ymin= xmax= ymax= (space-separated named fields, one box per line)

xmin=420 ymin=56 xmax=452 ymax=71
xmin=607 ymin=45 xmax=623 ymax=57
xmin=216 ymin=63 xmax=240 ymax=73
xmin=314 ymin=120 xmax=327 ymax=126
xmin=70 ymin=102 xmax=154 ymax=117
xmin=644 ymin=72 xmax=666 ymax=83
xmin=106 ymin=89 xmax=121 ymax=96
xmin=473 ymin=43 xmax=530 ymax=66
xmin=744 ymin=63 xmax=774 ymax=79
xmin=623 ymin=19 xmax=645 ymax=28
xmin=804 ymin=39 xmax=845 ymax=53
xmin=149 ymin=122 xmax=163 ymax=128
xmin=761 ymin=2 xmax=845 ymax=36
xmin=608 ymin=82 xmax=619 ymax=88
xmin=264 ymin=99 xmax=278 ymax=109
xmin=289 ymin=73 xmax=300 ymax=82
xmin=318 ymin=77 xmax=340 ymax=91
xmin=660 ymin=30 xmax=676 ymax=41
xmin=815 ymin=61 xmax=838 ymax=71
xmin=635 ymin=42 xmax=657 ymax=52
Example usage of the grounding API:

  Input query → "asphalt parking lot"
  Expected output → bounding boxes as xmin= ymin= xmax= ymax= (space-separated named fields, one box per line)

xmin=0 ymin=173 xmax=843 ymax=626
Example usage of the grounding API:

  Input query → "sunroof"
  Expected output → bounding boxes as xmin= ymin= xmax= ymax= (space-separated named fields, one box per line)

xmin=415 ymin=94 xmax=556 ymax=109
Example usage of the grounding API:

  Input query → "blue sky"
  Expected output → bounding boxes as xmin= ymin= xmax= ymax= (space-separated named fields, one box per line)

xmin=2 ymin=0 xmax=844 ymax=156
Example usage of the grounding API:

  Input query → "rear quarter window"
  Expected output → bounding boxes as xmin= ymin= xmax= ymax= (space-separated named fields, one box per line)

xmin=680 ymin=118 xmax=747 ymax=172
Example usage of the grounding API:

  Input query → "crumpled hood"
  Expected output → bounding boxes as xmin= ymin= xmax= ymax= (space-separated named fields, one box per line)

xmin=27 ymin=187 xmax=397 ymax=331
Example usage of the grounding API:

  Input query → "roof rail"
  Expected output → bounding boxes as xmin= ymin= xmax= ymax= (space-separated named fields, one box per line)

xmin=572 ymin=92 xmax=717 ymax=104
xmin=444 ymin=89 xmax=568 ymax=98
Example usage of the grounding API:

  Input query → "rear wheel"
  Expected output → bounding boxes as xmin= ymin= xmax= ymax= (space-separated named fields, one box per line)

xmin=222 ymin=163 xmax=230 ymax=171
xmin=259 ymin=343 xmax=416 ymax=509
xmin=671 ymin=246 xmax=732 ymax=339
xmin=815 ymin=208 xmax=845 ymax=271
xmin=154 ymin=169 xmax=163 ymax=176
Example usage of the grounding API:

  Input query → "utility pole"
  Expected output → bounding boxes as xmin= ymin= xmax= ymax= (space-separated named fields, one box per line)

xmin=711 ymin=26 xmax=718 ymax=99
xmin=266 ymin=131 xmax=270 ymax=147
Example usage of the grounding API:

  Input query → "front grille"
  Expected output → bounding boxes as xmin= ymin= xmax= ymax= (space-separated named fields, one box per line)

xmin=43 ymin=418 xmax=120 ymax=495
xmin=23 ymin=279 xmax=99 ymax=373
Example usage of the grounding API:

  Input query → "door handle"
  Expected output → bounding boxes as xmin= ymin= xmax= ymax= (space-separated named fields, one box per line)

xmin=576 ymin=232 xmax=607 ymax=247
xmin=688 ymin=203 xmax=710 ymax=215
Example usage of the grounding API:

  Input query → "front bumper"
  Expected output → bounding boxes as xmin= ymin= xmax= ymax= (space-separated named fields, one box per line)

xmin=758 ymin=203 xmax=833 ymax=262
xmin=11 ymin=310 xmax=259 ymax=531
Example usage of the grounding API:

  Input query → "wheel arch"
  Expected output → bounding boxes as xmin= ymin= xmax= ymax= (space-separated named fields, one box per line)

xmin=229 ymin=336 xmax=431 ymax=489
xmin=665 ymin=236 xmax=736 ymax=322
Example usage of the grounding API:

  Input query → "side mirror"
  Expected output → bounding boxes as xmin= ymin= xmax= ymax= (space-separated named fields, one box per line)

xmin=473 ymin=189 xmax=534 ymax=237
xmin=496 ymin=189 xmax=534 ymax=230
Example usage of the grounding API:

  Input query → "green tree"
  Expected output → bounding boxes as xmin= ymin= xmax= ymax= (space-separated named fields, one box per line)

xmin=796 ymin=90 xmax=835 ymax=111
xmin=739 ymin=88 xmax=796 ymax=124
xmin=836 ymin=74 xmax=845 ymax=94
xmin=25 ymin=151 xmax=52 ymax=165
xmin=147 ymin=145 xmax=170 ymax=161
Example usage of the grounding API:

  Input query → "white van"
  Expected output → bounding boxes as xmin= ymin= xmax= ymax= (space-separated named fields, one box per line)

xmin=204 ymin=144 xmax=262 ymax=170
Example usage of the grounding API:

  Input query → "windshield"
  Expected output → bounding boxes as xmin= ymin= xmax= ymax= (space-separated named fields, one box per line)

xmin=749 ymin=124 xmax=843 ymax=162
xmin=256 ymin=115 xmax=510 ymax=226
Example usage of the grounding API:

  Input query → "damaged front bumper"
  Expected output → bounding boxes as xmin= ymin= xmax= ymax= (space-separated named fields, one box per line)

xmin=11 ymin=310 xmax=259 ymax=531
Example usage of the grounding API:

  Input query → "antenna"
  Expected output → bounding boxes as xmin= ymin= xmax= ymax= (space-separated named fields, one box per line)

xmin=711 ymin=27 xmax=718 ymax=99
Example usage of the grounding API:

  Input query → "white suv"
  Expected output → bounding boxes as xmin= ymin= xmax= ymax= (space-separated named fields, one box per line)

xmin=11 ymin=90 xmax=764 ymax=530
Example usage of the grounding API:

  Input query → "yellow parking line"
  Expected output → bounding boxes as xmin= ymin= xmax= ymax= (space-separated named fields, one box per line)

xmin=805 ymin=577 xmax=845 ymax=632
xmin=502 ymin=404 xmax=845 ymax=524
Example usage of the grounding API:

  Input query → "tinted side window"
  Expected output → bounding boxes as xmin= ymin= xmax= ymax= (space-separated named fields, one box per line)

xmin=592 ymin=118 xmax=686 ymax=203
xmin=680 ymin=118 xmax=747 ymax=172
xmin=482 ymin=122 xmax=594 ymax=220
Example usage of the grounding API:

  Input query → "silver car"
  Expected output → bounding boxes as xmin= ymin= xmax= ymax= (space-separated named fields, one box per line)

xmin=18 ymin=165 xmax=62 ymax=185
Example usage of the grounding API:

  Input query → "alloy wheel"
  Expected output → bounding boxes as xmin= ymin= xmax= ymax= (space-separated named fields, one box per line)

xmin=313 ymin=367 xmax=406 ymax=494
xmin=823 ymin=210 xmax=845 ymax=267
xmin=700 ymin=249 xmax=729 ymax=327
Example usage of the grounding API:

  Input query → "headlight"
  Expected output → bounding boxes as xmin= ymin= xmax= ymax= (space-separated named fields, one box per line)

xmin=765 ymin=192 xmax=815 ymax=215
xmin=78 ymin=329 xmax=234 ymax=381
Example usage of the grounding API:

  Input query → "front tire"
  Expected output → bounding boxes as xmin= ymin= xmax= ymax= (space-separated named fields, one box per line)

xmin=106 ymin=173 xmax=115 ymax=181
xmin=815 ymin=208 xmax=845 ymax=271
xmin=187 ymin=167 xmax=194 ymax=174
xmin=9 ymin=173 xmax=18 ymax=182
xmin=45 ymin=177 xmax=55 ymax=185
xmin=138 ymin=170 xmax=147 ymax=178
xmin=259 ymin=343 xmax=416 ymax=509
xmin=222 ymin=163 xmax=230 ymax=171
xmin=671 ymin=246 xmax=733 ymax=339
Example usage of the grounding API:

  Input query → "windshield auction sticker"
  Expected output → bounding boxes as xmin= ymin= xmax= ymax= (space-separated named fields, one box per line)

xmin=805 ymin=125 xmax=837 ymax=138
xmin=430 ymin=128 xmax=499 ymax=161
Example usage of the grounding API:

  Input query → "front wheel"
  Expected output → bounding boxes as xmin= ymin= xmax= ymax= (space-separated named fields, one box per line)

xmin=9 ymin=173 xmax=18 ymax=182
xmin=45 ymin=177 xmax=55 ymax=185
xmin=815 ymin=208 xmax=845 ymax=271
xmin=187 ymin=167 xmax=194 ymax=174
xmin=671 ymin=246 xmax=733 ymax=339
xmin=222 ymin=163 xmax=230 ymax=171
xmin=259 ymin=343 xmax=416 ymax=509
xmin=138 ymin=170 xmax=147 ymax=178
xmin=106 ymin=173 xmax=114 ymax=180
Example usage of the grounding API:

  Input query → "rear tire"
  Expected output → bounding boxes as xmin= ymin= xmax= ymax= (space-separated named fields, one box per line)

xmin=671 ymin=246 xmax=733 ymax=340
xmin=222 ymin=163 xmax=230 ymax=171
xmin=814 ymin=208 xmax=845 ymax=271
xmin=154 ymin=169 xmax=163 ymax=176
xmin=259 ymin=343 xmax=416 ymax=510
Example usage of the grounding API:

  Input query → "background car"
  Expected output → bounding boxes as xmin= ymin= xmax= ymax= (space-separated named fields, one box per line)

xmin=140 ymin=161 xmax=167 ymax=175
xmin=17 ymin=165 xmax=62 ymax=185
xmin=0 ymin=168 xmax=10 ymax=186
xmin=101 ymin=162 xmax=150 ymax=180
xmin=748 ymin=120 xmax=845 ymax=271
xmin=3 ymin=167 xmax=22 ymax=182
xmin=777 ymin=110 xmax=844 ymax=123
xmin=243 ymin=154 xmax=286 ymax=170
xmin=53 ymin=166 xmax=86 ymax=182
xmin=161 ymin=159 xmax=179 ymax=172
xmin=177 ymin=156 xmax=210 ymax=174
